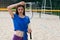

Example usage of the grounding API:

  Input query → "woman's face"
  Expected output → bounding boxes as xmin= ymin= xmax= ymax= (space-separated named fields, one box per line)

xmin=17 ymin=7 xmax=24 ymax=14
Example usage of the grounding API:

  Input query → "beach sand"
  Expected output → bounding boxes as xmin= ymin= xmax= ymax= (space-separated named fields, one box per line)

xmin=0 ymin=12 xmax=60 ymax=40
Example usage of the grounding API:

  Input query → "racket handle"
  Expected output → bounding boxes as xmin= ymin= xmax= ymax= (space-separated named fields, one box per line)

xmin=30 ymin=32 xmax=32 ymax=39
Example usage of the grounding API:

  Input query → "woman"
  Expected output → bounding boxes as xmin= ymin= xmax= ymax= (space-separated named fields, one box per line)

xmin=7 ymin=1 xmax=32 ymax=40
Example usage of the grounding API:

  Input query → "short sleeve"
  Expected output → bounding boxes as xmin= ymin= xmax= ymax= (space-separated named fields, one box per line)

xmin=12 ymin=14 xmax=17 ymax=19
xmin=28 ymin=17 xmax=30 ymax=24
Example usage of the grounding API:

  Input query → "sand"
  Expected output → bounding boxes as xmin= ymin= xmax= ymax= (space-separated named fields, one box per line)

xmin=0 ymin=11 xmax=60 ymax=40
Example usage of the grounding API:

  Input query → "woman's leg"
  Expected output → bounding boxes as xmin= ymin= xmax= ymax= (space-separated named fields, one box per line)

xmin=13 ymin=35 xmax=23 ymax=40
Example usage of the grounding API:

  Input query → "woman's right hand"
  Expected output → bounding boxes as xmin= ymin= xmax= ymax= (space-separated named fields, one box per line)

xmin=19 ymin=1 xmax=25 ymax=5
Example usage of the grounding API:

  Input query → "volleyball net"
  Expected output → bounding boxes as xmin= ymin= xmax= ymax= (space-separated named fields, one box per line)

xmin=0 ymin=0 xmax=60 ymax=18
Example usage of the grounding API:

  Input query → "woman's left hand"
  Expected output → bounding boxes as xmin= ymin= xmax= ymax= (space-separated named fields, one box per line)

xmin=28 ymin=28 xmax=32 ymax=33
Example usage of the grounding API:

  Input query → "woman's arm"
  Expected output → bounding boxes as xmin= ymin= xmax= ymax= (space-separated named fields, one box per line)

xmin=28 ymin=23 xmax=32 ymax=33
xmin=28 ymin=23 xmax=32 ymax=39
xmin=7 ymin=1 xmax=25 ymax=18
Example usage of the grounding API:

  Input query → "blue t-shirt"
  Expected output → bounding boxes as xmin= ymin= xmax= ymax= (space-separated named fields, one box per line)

xmin=12 ymin=14 xmax=30 ymax=40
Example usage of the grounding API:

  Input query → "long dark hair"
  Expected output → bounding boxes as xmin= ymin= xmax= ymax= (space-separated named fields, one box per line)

xmin=16 ymin=5 xmax=25 ymax=15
